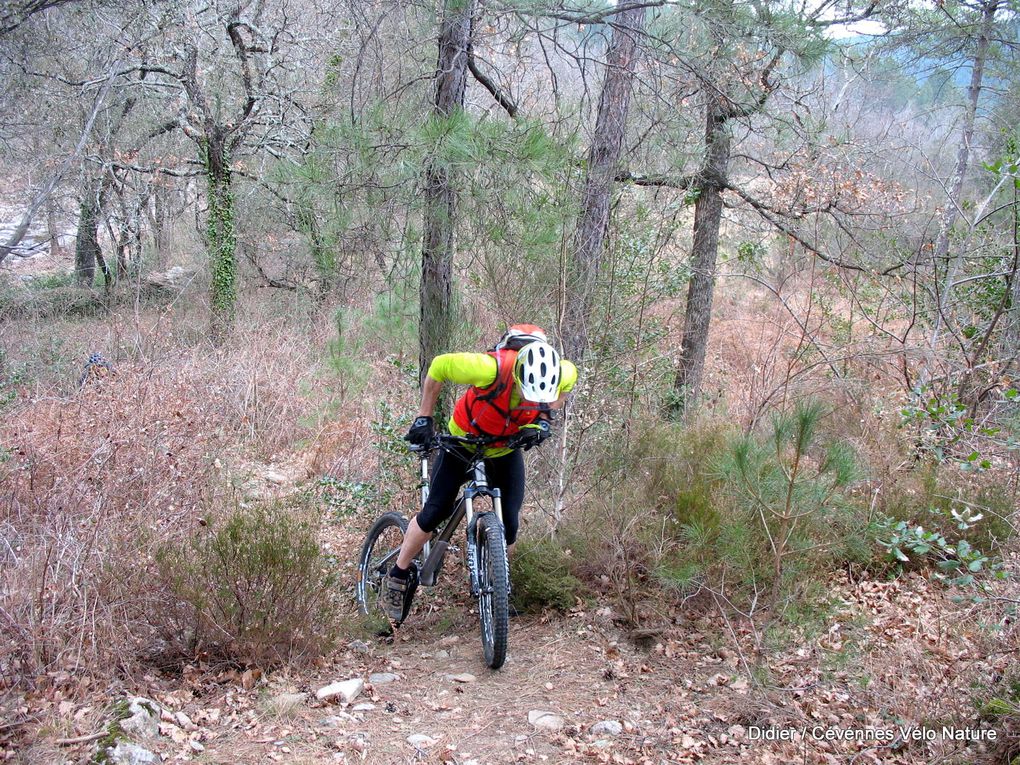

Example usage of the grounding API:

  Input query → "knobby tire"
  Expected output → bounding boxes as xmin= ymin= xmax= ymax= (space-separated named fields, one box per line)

xmin=476 ymin=512 xmax=510 ymax=669
xmin=356 ymin=512 xmax=408 ymax=622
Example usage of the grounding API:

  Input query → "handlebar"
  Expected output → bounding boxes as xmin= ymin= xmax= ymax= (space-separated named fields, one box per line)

xmin=408 ymin=421 xmax=551 ymax=455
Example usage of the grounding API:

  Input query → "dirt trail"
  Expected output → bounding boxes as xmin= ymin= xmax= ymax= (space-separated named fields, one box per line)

xmin=153 ymin=608 xmax=743 ymax=765
xmin=14 ymin=569 xmax=1010 ymax=765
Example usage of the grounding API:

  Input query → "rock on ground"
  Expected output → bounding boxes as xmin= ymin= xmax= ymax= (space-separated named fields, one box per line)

xmin=528 ymin=710 xmax=565 ymax=732
xmin=368 ymin=672 xmax=399 ymax=685
xmin=142 ymin=266 xmax=197 ymax=297
xmin=591 ymin=720 xmax=623 ymax=736
xmin=106 ymin=742 xmax=158 ymax=765
xmin=407 ymin=734 xmax=437 ymax=748
xmin=315 ymin=679 xmax=364 ymax=703
xmin=120 ymin=698 xmax=161 ymax=739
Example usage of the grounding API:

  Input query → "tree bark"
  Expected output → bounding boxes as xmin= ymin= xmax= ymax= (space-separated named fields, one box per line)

xmin=418 ymin=0 xmax=475 ymax=386
xmin=46 ymin=194 xmax=61 ymax=259
xmin=149 ymin=182 xmax=172 ymax=270
xmin=671 ymin=106 xmax=732 ymax=413
xmin=561 ymin=7 xmax=646 ymax=362
xmin=204 ymin=130 xmax=237 ymax=342
xmin=928 ymin=0 xmax=999 ymax=354
xmin=74 ymin=175 xmax=112 ymax=286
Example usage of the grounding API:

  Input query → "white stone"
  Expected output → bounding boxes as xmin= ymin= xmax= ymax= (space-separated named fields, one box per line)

xmin=315 ymin=679 xmax=364 ymax=703
xmin=143 ymin=266 xmax=197 ymax=296
xmin=188 ymin=740 xmax=205 ymax=753
xmin=351 ymin=702 xmax=376 ymax=712
xmin=175 ymin=711 xmax=196 ymax=731
xmin=528 ymin=710 xmax=565 ymax=731
xmin=591 ymin=720 xmax=623 ymax=736
xmin=407 ymin=734 xmax=437 ymax=748
xmin=120 ymin=698 xmax=160 ymax=739
xmin=263 ymin=470 xmax=288 ymax=485
xmin=107 ymin=742 xmax=158 ymax=765
xmin=368 ymin=672 xmax=399 ymax=685
xmin=449 ymin=673 xmax=476 ymax=683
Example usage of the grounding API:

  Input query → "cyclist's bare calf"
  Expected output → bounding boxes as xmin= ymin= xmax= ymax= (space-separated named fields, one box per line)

xmin=395 ymin=516 xmax=431 ymax=570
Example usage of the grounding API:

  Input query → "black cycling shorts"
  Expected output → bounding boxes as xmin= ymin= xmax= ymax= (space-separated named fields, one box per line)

xmin=415 ymin=446 xmax=525 ymax=545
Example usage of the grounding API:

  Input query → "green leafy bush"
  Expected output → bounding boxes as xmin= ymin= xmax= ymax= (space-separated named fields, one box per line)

xmin=510 ymin=537 xmax=584 ymax=613
xmin=156 ymin=500 xmax=342 ymax=665
xmin=876 ymin=466 xmax=1014 ymax=554
xmin=873 ymin=511 xmax=1008 ymax=588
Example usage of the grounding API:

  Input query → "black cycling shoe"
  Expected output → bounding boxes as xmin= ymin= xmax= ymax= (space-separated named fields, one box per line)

xmin=383 ymin=575 xmax=408 ymax=622
xmin=383 ymin=565 xmax=419 ymax=625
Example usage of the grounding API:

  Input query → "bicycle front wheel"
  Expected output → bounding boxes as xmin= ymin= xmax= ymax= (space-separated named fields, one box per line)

xmin=356 ymin=512 xmax=408 ymax=621
xmin=475 ymin=512 xmax=510 ymax=669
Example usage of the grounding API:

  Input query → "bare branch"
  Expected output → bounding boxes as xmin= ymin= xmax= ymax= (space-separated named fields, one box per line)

xmin=0 ymin=62 xmax=119 ymax=265
xmin=467 ymin=46 xmax=518 ymax=118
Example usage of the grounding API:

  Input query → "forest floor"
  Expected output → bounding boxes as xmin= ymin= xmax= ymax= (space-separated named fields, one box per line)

xmin=10 ymin=511 xmax=1016 ymax=765
xmin=2 ymin=264 xmax=1017 ymax=764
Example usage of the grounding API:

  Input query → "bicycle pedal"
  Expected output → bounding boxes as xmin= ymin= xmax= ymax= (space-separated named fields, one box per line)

xmin=399 ymin=566 xmax=420 ymax=624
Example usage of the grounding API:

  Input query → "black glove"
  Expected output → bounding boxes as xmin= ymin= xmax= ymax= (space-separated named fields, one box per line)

xmin=520 ymin=420 xmax=551 ymax=451
xmin=404 ymin=416 xmax=434 ymax=446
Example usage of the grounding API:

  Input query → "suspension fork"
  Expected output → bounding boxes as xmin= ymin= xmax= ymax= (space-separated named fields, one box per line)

xmin=419 ymin=452 xmax=432 ymax=563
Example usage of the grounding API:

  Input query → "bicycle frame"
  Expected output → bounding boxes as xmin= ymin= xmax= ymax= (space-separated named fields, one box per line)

xmin=413 ymin=444 xmax=504 ymax=591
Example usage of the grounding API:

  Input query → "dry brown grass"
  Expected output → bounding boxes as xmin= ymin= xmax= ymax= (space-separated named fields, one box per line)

xmin=0 ymin=294 xmax=348 ymax=699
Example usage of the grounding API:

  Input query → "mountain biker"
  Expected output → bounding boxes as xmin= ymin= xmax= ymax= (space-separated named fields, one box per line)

xmin=383 ymin=324 xmax=578 ymax=622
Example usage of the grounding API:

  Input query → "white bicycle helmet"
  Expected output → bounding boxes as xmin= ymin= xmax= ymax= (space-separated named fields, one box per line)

xmin=514 ymin=341 xmax=561 ymax=403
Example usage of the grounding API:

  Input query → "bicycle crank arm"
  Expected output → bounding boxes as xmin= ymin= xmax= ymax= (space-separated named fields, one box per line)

xmin=420 ymin=539 xmax=449 ymax=586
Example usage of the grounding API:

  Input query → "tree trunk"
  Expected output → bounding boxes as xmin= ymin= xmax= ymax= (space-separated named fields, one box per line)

xmin=75 ymin=177 xmax=105 ymax=286
xmin=418 ymin=0 xmax=475 ymax=386
xmin=561 ymin=6 xmax=646 ymax=362
xmin=297 ymin=204 xmax=338 ymax=299
xmin=150 ymin=183 xmax=171 ymax=270
xmin=671 ymin=107 xmax=732 ymax=413
xmin=204 ymin=130 xmax=237 ymax=341
xmin=928 ymin=0 xmax=999 ymax=353
xmin=46 ymin=194 xmax=61 ymax=259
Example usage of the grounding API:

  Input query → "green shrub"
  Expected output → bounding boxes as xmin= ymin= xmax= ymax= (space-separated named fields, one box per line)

xmin=649 ymin=403 xmax=867 ymax=610
xmin=715 ymin=400 xmax=862 ymax=603
xmin=873 ymin=511 xmax=1008 ymax=588
xmin=510 ymin=536 xmax=584 ymax=613
xmin=877 ymin=465 xmax=1014 ymax=554
xmin=156 ymin=499 xmax=342 ymax=665
xmin=631 ymin=418 xmax=730 ymax=529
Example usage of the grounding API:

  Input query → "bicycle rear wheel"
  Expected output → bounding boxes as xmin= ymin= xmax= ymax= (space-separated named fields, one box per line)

xmin=356 ymin=512 xmax=410 ymax=624
xmin=475 ymin=512 xmax=510 ymax=669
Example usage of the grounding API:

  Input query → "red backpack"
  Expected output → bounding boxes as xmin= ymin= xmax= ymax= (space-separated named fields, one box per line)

xmin=452 ymin=347 xmax=545 ymax=441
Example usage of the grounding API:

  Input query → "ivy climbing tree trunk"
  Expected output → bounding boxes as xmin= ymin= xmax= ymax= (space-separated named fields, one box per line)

xmin=561 ymin=5 xmax=646 ymax=363
xmin=203 ymin=130 xmax=237 ymax=341
xmin=74 ymin=177 xmax=103 ymax=286
xmin=418 ymin=0 xmax=475 ymax=387
xmin=671 ymin=106 xmax=732 ymax=412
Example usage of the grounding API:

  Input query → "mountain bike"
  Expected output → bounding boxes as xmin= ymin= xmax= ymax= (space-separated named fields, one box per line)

xmin=355 ymin=427 xmax=545 ymax=669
